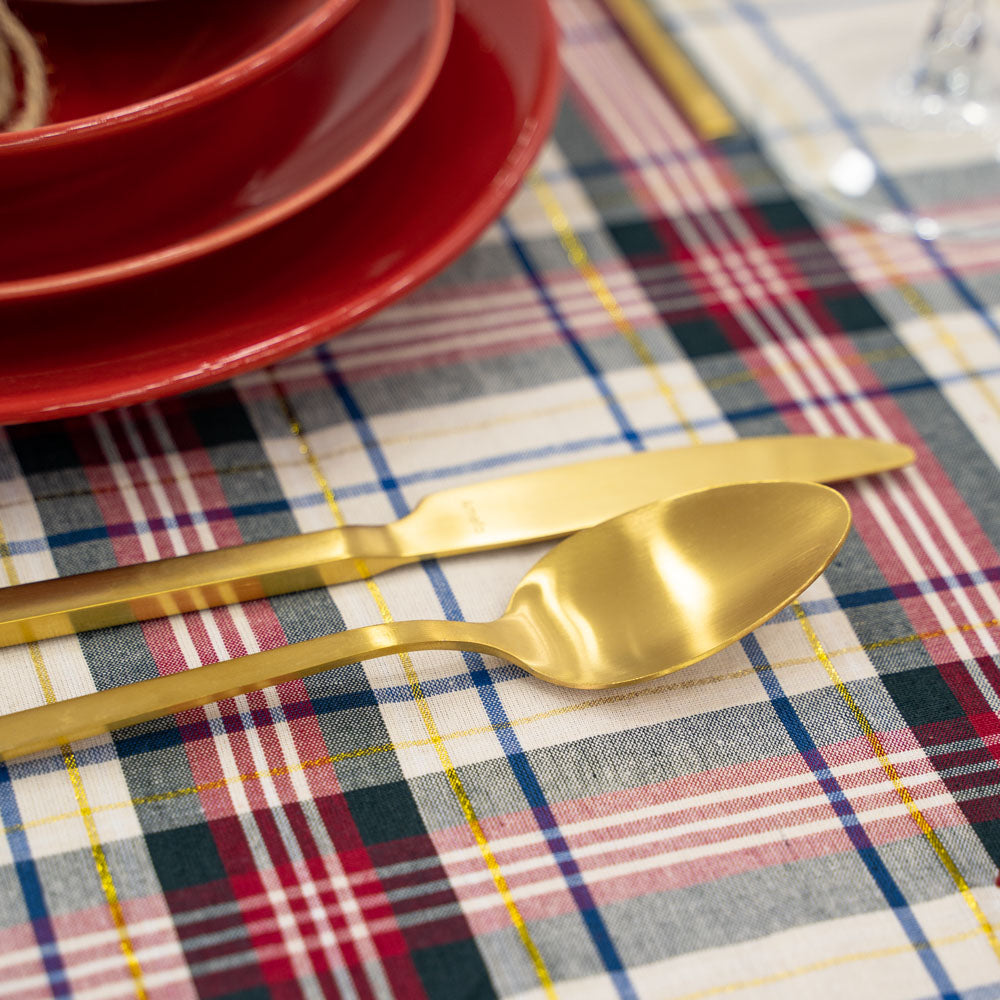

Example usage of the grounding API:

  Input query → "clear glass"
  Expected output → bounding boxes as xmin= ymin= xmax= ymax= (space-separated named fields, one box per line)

xmin=779 ymin=0 xmax=1000 ymax=240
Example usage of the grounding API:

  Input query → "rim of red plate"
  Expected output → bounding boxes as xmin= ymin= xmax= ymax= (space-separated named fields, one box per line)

xmin=149 ymin=0 xmax=564 ymax=404
xmin=0 ymin=0 xmax=455 ymax=301
xmin=0 ymin=0 xmax=359 ymax=152
xmin=0 ymin=0 xmax=562 ymax=424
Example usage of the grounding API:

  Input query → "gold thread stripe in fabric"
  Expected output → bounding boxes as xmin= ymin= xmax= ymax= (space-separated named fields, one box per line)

xmin=601 ymin=0 xmax=738 ymax=140
xmin=529 ymin=170 xmax=702 ymax=444
xmin=278 ymin=391 xmax=558 ymax=998
xmin=4 ymin=577 xmax=996 ymax=836
xmin=669 ymin=925 xmax=984 ymax=1000
xmin=849 ymin=223 xmax=1000 ymax=419
xmin=6 ymin=641 xmax=985 ymax=832
xmin=0 ymin=343 xmax=930 ymax=517
xmin=0 ymin=515 xmax=148 ymax=999
xmin=0 ymin=508 xmax=18 ymax=589
xmin=530 ymin=138 xmax=997 ymax=966
xmin=792 ymin=601 xmax=1000 ymax=961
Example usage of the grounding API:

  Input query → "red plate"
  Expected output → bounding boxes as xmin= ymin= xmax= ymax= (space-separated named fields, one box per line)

xmin=0 ymin=0 xmax=560 ymax=424
xmin=0 ymin=0 xmax=454 ymax=299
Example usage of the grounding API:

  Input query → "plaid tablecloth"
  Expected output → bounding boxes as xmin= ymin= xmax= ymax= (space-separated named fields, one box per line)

xmin=655 ymin=0 xmax=1000 ymax=237
xmin=3 ymin=0 xmax=1000 ymax=997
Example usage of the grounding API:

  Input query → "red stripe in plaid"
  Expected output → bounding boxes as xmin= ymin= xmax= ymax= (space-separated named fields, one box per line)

xmin=142 ymin=399 xmax=253 ymax=552
xmin=64 ymin=418 xmax=150 ymax=569
xmin=212 ymin=708 xmax=437 ymax=993
xmin=566 ymin=9 xmax=1000 ymax=782
xmin=415 ymin=803 xmax=971 ymax=938
xmin=319 ymin=233 xmax=1000 ymax=370
xmin=128 ymin=406 xmax=245 ymax=558
xmin=250 ymin=732 xmax=954 ymax=930
xmin=136 ymin=585 xmax=434 ymax=1000
xmin=242 ymin=264 xmax=865 ymax=388
xmin=938 ymin=661 xmax=1000 ymax=758
xmin=0 ymin=900 xmax=192 ymax=1000
xmin=93 ymin=413 xmax=199 ymax=563
xmin=0 ymin=925 xmax=52 ymax=1000
xmin=102 ymin=413 xmax=191 ymax=562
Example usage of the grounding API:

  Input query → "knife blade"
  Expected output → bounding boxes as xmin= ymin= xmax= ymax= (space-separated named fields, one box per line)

xmin=0 ymin=435 xmax=912 ymax=647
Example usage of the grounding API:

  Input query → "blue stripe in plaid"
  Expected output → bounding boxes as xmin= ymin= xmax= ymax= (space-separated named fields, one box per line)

xmin=916 ymin=984 xmax=1000 ymax=1000
xmin=14 ymin=360 xmax=1000 ymax=559
xmin=112 ymin=727 xmax=187 ymax=759
xmin=499 ymin=216 xmax=644 ymax=452
xmin=317 ymin=345 xmax=640 ymax=999
xmin=734 ymin=0 xmax=1000 ymax=346
xmin=19 ymin=497 xmax=291 ymax=553
xmin=837 ymin=586 xmax=909 ymax=610
xmin=14 ymin=361 xmax=989 ymax=558
xmin=743 ymin=633 xmax=960 ymax=998
xmin=468 ymin=655 xmax=639 ymax=999
xmin=0 ymin=763 xmax=70 ymax=996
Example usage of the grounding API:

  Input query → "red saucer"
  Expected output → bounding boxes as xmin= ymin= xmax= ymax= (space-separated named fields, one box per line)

xmin=0 ymin=0 xmax=560 ymax=424
xmin=0 ymin=0 xmax=454 ymax=299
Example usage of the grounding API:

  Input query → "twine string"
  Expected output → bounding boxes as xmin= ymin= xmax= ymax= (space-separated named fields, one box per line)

xmin=0 ymin=0 xmax=48 ymax=131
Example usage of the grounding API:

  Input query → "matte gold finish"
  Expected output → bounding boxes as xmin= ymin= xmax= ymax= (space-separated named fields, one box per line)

xmin=0 ymin=481 xmax=852 ymax=760
xmin=602 ymin=0 xmax=738 ymax=140
xmin=0 ymin=436 xmax=910 ymax=648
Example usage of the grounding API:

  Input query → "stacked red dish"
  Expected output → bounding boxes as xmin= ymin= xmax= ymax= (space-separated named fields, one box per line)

xmin=0 ymin=0 xmax=560 ymax=423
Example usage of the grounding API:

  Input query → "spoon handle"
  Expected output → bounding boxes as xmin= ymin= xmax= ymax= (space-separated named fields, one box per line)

xmin=0 ymin=618 xmax=507 ymax=762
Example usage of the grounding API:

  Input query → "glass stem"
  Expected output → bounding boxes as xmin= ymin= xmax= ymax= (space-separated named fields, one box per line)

xmin=911 ymin=0 xmax=985 ymax=100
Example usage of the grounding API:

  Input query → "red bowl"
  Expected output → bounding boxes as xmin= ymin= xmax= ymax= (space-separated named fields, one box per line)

xmin=0 ymin=0 xmax=360 ymax=214
xmin=4 ymin=0 xmax=359 ymax=148
xmin=0 ymin=0 xmax=453 ymax=300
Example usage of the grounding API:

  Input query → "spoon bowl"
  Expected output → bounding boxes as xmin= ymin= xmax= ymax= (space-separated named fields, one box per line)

xmin=502 ymin=479 xmax=852 ymax=687
xmin=0 ymin=481 xmax=851 ymax=760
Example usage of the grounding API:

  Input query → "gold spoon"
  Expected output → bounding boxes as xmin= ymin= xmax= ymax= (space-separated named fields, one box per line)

xmin=0 ymin=481 xmax=851 ymax=761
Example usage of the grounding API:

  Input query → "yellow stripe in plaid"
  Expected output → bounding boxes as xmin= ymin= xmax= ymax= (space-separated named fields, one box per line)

xmin=281 ymin=396 xmax=559 ymax=999
xmin=671 ymin=925 xmax=986 ymax=1000
xmin=532 ymin=159 xmax=1000 ymax=967
xmin=0 ymin=516 xmax=148 ymax=1000
xmin=793 ymin=602 xmax=1000 ymax=962
xmin=529 ymin=169 xmax=702 ymax=445
xmin=0 ymin=605 xmax=987 ymax=836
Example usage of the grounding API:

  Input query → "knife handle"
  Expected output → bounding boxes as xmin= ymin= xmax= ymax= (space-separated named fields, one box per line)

xmin=0 ymin=523 xmax=411 ymax=648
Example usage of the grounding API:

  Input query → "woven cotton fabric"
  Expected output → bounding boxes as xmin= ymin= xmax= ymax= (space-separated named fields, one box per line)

xmin=2 ymin=0 xmax=1000 ymax=997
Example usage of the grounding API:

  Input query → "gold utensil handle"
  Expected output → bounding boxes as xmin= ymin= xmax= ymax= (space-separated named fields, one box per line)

xmin=0 ymin=524 xmax=408 ymax=648
xmin=0 ymin=436 xmax=914 ymax=650
xmin=0 ymin=617 xmax=500 ymax=761
xmin=602 ymin=0 xmax=738 ymax=140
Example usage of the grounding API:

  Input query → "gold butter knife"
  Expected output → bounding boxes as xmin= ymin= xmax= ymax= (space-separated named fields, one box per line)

xmin=0 ymin=436 xmax=913 ymax=648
